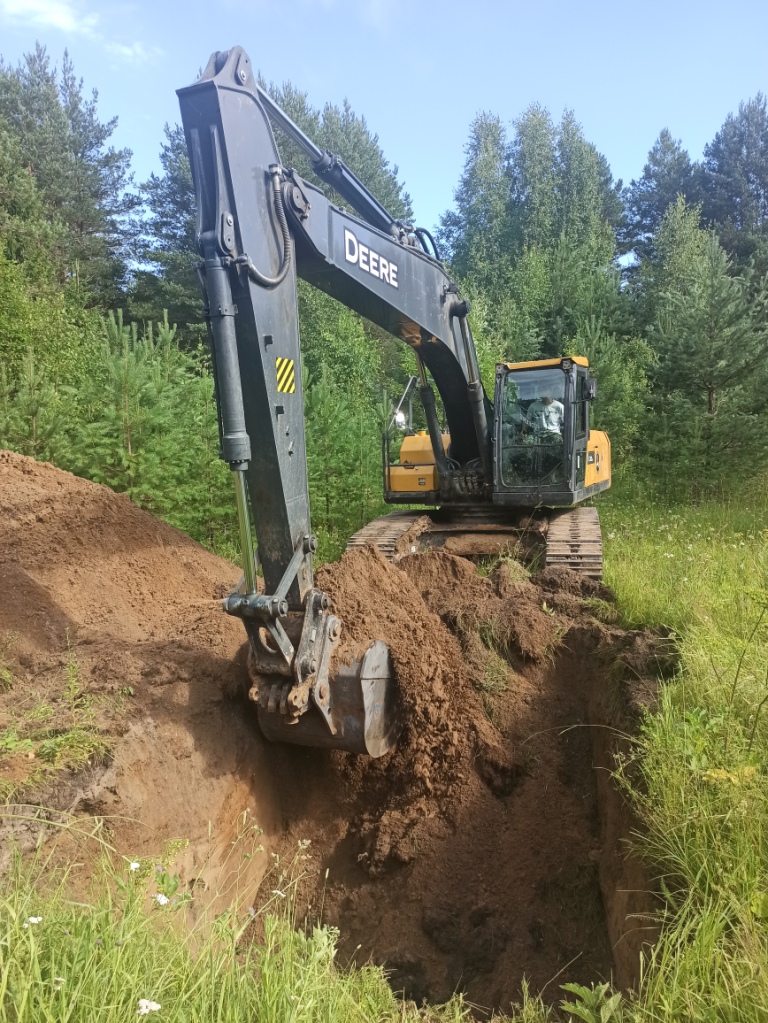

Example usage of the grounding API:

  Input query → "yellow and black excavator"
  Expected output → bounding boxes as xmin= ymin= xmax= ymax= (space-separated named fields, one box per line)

xmin=176 ymin=47 xmax=611 ymax=760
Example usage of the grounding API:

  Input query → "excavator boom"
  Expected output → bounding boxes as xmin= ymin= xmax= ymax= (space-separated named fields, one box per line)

xmin=176 ymin=47 xmax=489 ymax=756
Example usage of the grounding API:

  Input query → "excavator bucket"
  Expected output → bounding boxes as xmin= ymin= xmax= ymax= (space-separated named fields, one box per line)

xmin=252 ymin=640 xmax=400 ymax=758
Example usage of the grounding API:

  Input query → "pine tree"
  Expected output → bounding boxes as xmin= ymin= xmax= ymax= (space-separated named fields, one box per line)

xmin=623 ymin=129 xmax=696 ymax=259
xmin=700 ymin=94 xmax=768 ymax=271
xmin=0 ymin=45 xmax=137 ymax=301
xmin=650 ymin=233 xmax=768 ymax=490
xmin=439 ymin=112 xmax=511 ymax=293
xmin=701 ymin=94 xmax=768 ymax=236
xmin=130 ymin=125 xmax=201 ymax=333
xmin=0 ymin=350 xmax=66 ymax=460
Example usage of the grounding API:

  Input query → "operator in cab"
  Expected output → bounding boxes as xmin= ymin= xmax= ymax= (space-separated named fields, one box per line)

xmin=527 ymin=394 xmax=564 ymax=437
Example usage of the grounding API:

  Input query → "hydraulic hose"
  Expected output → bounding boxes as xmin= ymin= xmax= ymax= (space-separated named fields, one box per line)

xmin=243 ymin=166 xmax=293 ymax=289
xmin=414 ymin=227 xmax=441 ymax=262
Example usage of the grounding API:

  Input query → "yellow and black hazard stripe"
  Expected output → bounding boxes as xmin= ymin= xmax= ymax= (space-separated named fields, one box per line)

xmin=275 ymin=357 xmax=296 ymax=393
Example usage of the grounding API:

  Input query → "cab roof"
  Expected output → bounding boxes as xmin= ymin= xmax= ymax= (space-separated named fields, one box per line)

xmin=500 ymin=356 xmax=589 ymax=371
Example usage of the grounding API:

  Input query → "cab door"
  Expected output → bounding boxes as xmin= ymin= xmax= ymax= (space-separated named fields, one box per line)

xmin=573 ymin=367 xmax=589 ymax=490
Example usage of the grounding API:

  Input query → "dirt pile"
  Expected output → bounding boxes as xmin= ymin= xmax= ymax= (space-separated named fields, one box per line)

xmin=0 ymin=451 xmax=275 ymax=900
xmin=0 ymin=452 xmax=668 ymax=1010
xmin=313 ymin=548 xmax=579 ymax=877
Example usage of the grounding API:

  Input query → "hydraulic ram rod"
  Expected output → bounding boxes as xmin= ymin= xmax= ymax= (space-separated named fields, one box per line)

xmin=254 ymin=84 xmax=401 ymax=238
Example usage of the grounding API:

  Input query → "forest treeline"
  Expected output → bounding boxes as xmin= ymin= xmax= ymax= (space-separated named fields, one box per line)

xmin=1 ymin=44 xmax=768 ymax=552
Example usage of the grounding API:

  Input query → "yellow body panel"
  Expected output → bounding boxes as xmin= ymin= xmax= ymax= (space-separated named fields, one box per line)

xmin=389 ymin=431 xmax=448 ymax=493
xmin=585 ymin=430 xmax=611 ymax=488
xmin=502 ymin=356 xmax=589 ymax=371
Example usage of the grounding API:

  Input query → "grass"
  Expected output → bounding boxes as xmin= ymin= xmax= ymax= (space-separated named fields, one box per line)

xmin=480 ymin=650 xmax=510 ymax=695
xmin=0 ymin=634 xmax=15 ymax=693
xmin=0 ymin=652 xmax=110 ymax=802
xmin=598 ymin=484 xmax=768 ymax=1021
xmin=0 ymin=817 xmax=556 ymax=1023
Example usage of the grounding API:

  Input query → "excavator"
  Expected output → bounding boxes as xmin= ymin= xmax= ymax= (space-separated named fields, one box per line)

xmin=176 ymin=47 xmax=611 ymax=760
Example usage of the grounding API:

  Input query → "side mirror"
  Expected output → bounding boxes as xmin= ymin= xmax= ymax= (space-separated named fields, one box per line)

xmin=388 ymin=375 xmax=417 ymax=434
xmin=585 ymin=377 xmax=597 ymax=401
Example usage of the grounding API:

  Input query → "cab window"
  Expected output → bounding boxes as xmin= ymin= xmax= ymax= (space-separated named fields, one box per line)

xmin=576 ymin=372 xmax=588 ymax=440
xmin=499 ymin=368 xmax=566 ymax=487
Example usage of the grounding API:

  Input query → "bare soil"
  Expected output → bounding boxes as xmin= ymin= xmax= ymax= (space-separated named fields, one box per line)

xmin=0 ymin=452 xmax=669 ymax=1010
xmin=0 ymin=450 xmax=277 ymax=903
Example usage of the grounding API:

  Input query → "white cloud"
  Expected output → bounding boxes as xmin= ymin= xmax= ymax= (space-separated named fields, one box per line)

xmin=0 ymin=0 xmax=162 ymax=65
xmin=105 ymin=40 xmax=162 ymax=64
xmin=0 ymin=0 xmax=99 ymax=35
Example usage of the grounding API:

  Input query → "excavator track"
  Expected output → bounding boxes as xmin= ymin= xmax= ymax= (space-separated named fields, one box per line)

xmin=345 ymin=510 xmax=423 ymax=560
xmin=346 ymin=506 xmax=603 ymax=579
xmin=544 ymin=506 xmax=603 ymax=579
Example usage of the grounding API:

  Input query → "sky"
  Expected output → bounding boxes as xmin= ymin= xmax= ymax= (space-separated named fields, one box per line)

xmin=0 ymin=0 xmax=766 ymax=233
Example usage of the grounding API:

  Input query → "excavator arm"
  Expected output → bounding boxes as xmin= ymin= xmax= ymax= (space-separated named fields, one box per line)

xmin=176 ymin=46 xmax=491 ymax=756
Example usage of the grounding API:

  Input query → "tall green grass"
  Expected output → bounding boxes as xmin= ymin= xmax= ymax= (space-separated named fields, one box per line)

xmin=601 ymin=488 xmax=768 ymax=1021
xmin=0 ymin=825 xmax=469 ymax=1023
xmin=0 ymin=820 xmax=606 ymax=1021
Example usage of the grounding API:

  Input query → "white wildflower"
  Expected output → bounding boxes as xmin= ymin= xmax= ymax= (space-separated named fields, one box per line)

xmin=23 ymin=916 xmax=42 ymax=928
xmin=137 ymin=998 xmax=161 ymax=1015
xmin=53 ymin=977 xmax=65 ymax=991
xmin=154 ymin=893 xmax=170 ymax=906
xmin=129 ymin=861 xmax=141 ymax=872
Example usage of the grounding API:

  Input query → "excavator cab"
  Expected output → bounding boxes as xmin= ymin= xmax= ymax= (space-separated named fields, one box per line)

xmin=383 ymin=357 xmax=611 ymax=509
xmin=494 ymin=357 xmax=611 ymax=506
xmin=373 ymin=357 xmax=611 ymax=576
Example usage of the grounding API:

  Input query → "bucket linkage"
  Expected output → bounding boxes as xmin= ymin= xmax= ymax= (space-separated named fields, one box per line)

xmin=223 ymin=532 xmax=399 ymax=759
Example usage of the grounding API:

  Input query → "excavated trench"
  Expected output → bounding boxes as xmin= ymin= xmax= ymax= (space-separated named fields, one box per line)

xmin=259 ymin=551 xmax=665 ymax=1008
xmin=0 ymin=452 xmax=669 ymax=1012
